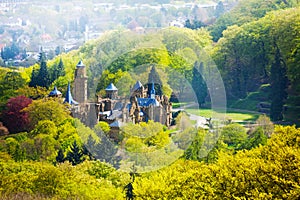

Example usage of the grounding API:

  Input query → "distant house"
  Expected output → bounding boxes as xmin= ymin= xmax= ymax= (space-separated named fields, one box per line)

xmin=169 ymin=20 xmax=184 ymax=28
xmin=40 ymin=34 xmax=53 ymax=42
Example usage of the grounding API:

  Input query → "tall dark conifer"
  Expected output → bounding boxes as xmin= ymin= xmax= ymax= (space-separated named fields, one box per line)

xmin=51 ymin=58 xmax=65 ymax=84
xmin=29 ymin=67 xmax=38 ymax=87
xmin=57 ymin=58 xmax=66 ymax=77
xmin=66 ymin=141 xmax=84 ymax=166
xmin=56 ymin=148 xmax=65 ymax=164
xmin=36 ymin=51 xmax=50 ymax=88
xmin=270 ymin=46 xmax=288 ymax=121
xmin=192 ymin=62 xmax=208 ymax=106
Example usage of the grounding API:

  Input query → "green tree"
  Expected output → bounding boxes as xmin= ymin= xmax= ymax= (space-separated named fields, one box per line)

xmin=33 ymin=134 xmax=59 ymax=161
xmin=29 ymin=120 xmax=58 ymax=138
xmin=241 ymin=127 xmax=267 ymax=150
xmin=29 ymin=66 xmax=38 ymax=88
xmin=221 ymin=123 xmax=247 ymax=149
xmin=191 ymin=62 xmax=207 ymax=106
xmin=2 ymin=71 xmax=25 ymax=91
xmin=270 ymin=46 xmax=288 ymax=121
xmin=256 ymin=114 xmax=274 ymax=137
xmin=51 ymin=58 xmax=66 ymax=83
xmin=24 ymin=99 xmax=70 ymax=130
xmin=66 ymin=140 xmax=84 ymax=166
xmin=36 ymin=52 xmax=50 ymax=88
xmin=56 ymin=148 xmax=65 ymax=164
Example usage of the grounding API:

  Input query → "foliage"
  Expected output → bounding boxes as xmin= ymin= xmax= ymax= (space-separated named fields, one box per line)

xmin=134 ymin=125 xmax=300 ymax=199
xmin=24 ymin=98 xmax=71 ymax=130
xmin=184 ymin=19 xmax=206 ymax=30
xmin=1 ymin=95 xmax=32 ymax=133
xmin=86 ymin=132 xmax=120 ymax=168
xmin=209 ymin=0 xmax=298 ymax=41
xmin=221 ymin=123 xmax=247 ymax=149
xmin=56 ymin=148 xmax=65 ymax=164
xmin=270 ymin=46 xmax=288 ymax=121
xmin=241 ymin=126 xmax=267 ymax=150
xmin=94 ymin=121 xmax=111 ymax=134
xmin=49 ymin=57 xmax=66 ymax=84
xmin=29 ymin=120 xmax=57 ymax=138
xmin=66 ymin=140 xmax=84 ymax=166
xmin=212 ymin=7 xmax=300 ymax=122
xmin=0 ymin=70 xmax=26 ymax=111
xmin=191 ymin=62 xmax=207 ymax=106
xmin=16 ymin=85 xmax=48 ymax=100
xmin=0 ymin=42 xmax=23 ymax=61
xmin=255 ymin=114 xmax=274 ymax=137
xmin=0 ymin=160 xmax=123 ymax=199
xmin=29 ymin=52 xmax=51 ymax=88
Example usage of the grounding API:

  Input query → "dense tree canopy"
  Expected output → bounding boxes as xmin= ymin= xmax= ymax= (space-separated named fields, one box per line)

xmin=24 ymin=98 xmax=71 ymax=130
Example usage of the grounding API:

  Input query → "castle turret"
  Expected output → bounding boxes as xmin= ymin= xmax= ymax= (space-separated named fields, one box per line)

xmin=105 ymin=83 xmax=118 ymax=99
xmin=64 ymin=82 xmax=78 ymax=105
xmin=49 ymin=86 xmax=62 ymax=97
xmin=73 ymin=60 xmax=88 ymax=103
xmin=150 ymin=82 xmax=155 ymax=99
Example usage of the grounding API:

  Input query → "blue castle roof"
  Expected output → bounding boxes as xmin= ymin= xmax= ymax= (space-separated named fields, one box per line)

xmin=105 ymin=83 xmax=118 ymax=91
xmin=137 ymin=98 xmax=160 ymax=107
xmin=49 ymin=86 xmax=62 ymax=96
xmin=150 ymin=82 xmax=155 ymax=99
xmin=132 ymin=81 xmax=143 ymax=91
xmin=64 ymin=82 xmax=78 ymax=105
xmin=76 ymin=60 xmax=85 ymax=68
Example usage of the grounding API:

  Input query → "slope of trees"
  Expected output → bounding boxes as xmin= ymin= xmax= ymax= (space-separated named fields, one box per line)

xmin=209 ymin=0 xmax=299 ymax=41
xmin=212 ymin=7 xmax=300 ymax=122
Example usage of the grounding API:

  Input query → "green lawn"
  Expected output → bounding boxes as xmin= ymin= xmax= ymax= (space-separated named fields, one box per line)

xmin=185 ymin=108 xmax=260 ymax=122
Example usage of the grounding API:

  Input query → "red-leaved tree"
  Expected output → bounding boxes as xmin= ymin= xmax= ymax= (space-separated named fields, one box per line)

xmin=1 ymin=95 xmax=32 ymax=133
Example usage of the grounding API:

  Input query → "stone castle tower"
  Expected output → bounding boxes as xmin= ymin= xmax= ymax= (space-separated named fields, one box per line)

xmin=73 ymin=60 xmax=88 ymax=103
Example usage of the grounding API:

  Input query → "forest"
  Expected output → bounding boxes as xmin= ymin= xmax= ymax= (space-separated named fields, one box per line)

xmin=0 ymin=0 xmax=300 ymax=199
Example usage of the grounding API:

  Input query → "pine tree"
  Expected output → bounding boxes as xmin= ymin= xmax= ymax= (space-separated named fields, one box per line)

xmin=29 ymin=67 xmax=38 ymax=87
xmin=57 ymin=58 xmax=65 ymax=77
xmin=56 ymin=148 xmax=65 ymax=164
xmin=124 ymin=165 xmax=137 ymax=200
xmin=192 ymin=62 xmax=208 ymax=106
xmin=270 ymin=46 xmax=288 ymax=121
xmin=66 ymin=141 xmax=84 ymax=166
xmin=36 ymin=52 xmax=50 ymax=88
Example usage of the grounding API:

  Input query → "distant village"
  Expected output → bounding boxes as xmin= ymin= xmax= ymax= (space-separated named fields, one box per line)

xmin=0 ymin=0 xmax=231 ymax=67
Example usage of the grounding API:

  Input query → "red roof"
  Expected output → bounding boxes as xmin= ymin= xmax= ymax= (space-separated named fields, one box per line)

xmin=0 ymin=44 xmax=6 ymax=49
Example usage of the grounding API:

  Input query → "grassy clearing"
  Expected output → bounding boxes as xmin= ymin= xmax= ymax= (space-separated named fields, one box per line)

xmin=186 ymin=108 xmax=260 ymax=122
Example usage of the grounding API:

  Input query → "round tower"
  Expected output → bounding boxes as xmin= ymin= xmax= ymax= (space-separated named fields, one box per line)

xmin=73 ymin=60 xmax=88 ymax=103
xmin=105 ymin=83 xmax=118 ymax=99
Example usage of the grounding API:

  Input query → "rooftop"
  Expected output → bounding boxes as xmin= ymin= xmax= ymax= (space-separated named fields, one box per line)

xmin=76 ymin=60 xmax=85 ymax=68
xmin=105 ymin=83 xmax=118 ymax=91
xmin=132 ymin=80 xmax=143 ymax=91
xmin=49 ymin=86 xmax=62 ymax=96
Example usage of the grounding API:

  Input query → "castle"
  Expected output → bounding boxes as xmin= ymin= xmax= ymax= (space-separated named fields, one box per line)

xmin=49 ymin=61 xmax=172 ymax=129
